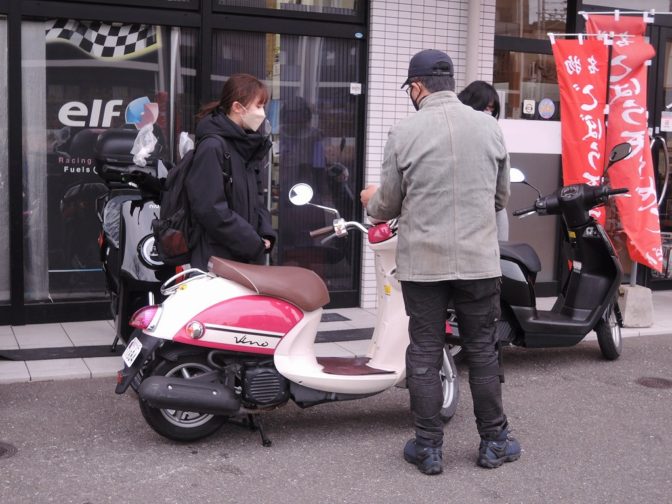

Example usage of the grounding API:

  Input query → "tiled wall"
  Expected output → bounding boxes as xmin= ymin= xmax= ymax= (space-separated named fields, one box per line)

xmin=361 ymin=0 xmax=496 ymax=308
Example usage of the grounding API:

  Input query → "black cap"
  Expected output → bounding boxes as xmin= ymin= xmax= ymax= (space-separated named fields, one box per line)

xmin=401 ymin=49 xmax=454 ymax=88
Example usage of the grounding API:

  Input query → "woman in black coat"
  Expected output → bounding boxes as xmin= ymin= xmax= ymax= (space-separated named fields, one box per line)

xmin=186 ymin=73 xmax=276 ymax=269
xmin=458 ymin=80 xmax=509 ymax=241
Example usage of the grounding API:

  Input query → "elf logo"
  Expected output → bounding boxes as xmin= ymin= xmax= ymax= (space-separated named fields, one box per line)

xmin=58 ymin=96 xmax=158 ymax=129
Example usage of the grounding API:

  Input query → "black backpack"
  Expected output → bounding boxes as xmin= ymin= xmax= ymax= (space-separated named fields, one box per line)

xmin=152 ymin=134 xmax=231 ymax=266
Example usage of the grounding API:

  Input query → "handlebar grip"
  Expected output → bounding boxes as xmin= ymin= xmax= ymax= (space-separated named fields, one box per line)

xmin=309 ymin=225 xmax=334 ymax=238
xmin=607 ymin=187 xmax=629 ymax=195
xmin=513 ymin=205 xmax=536 ymax=217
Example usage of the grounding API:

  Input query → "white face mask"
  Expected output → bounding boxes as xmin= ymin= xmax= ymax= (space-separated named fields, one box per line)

xmin=241 ymin=104 xmax=266 ymax=132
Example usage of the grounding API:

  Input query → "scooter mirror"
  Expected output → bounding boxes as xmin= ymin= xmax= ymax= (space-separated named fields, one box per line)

xmin=510 ymin=168 xmax=526 ymax=183
xmin=289 ymin=183 xmax=314 ymax=206
xmin=607 ymin=142 xmax=632 ymax=168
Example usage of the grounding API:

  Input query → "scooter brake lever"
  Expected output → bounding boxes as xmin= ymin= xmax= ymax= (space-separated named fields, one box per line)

xmin=320 ymin=233 xmax=339 ymax=245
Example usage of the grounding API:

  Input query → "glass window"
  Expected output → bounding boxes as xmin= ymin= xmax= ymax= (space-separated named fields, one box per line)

xmin=21 ymin=19 xmax=197 ymax=302
xmin=210 ymin=30 xmax=363 ymax=292
xmin=496 ymin=0 xmax=567 ymax=39
xmin=214 ymin=0 xmax=359 ymax=16
xmin=493 ymin=50 xmax=559 ymax=120
xmin=0 ymin=16 xmax=8 ymax=302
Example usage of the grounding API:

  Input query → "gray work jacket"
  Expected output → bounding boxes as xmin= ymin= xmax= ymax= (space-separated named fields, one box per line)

xmin=366 ymin=90 xmax=510 ymax=282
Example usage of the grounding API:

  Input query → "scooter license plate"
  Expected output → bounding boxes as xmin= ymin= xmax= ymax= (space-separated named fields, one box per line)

xmin=122 ymin=337 xmax=143 ymax=367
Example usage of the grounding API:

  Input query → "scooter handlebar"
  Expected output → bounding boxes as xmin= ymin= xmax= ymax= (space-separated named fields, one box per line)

xmin=604 ymin=187 xmax=629 ymax=196
xmin=513 ymin=205 xmax=537 ymax=217
xmin=309 ymin=225 xmax=335 ymax=238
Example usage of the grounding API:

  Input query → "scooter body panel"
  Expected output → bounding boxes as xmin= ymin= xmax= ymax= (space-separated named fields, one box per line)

xmin=146 ymin=275 xmax=303 ymax=356
xmin=119 ymin=199 xmax=164 ymax=286
xmin=500 ymin=258 xmax=535 ymax=308
xmin=506 ymin=221 xmax=622 ymax=348
xmin=273 ymin=234 xmax=406 ymax=394
xmin=172 ymin=294 xmax=304 ymax=355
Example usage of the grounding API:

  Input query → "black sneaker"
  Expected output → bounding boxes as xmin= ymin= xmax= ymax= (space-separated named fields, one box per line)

xmin=403 ymin=439 xmax=443 ymax=475
xmin=477 ymin=427 xmax=521 ymax=469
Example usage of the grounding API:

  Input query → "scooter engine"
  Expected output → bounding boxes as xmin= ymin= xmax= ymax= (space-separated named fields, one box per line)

xmin=242 ymin=366 xmax=290 ymax=407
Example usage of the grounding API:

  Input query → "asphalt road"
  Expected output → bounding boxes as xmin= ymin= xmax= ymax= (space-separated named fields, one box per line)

xmin=1 ymin=334 xmax=671 ymax=504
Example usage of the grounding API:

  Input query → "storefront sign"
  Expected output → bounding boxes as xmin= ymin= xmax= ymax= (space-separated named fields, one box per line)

xmin=552 ymin=37 xmax=610 ymax=222
xmin=586 ymin=14 xmax=663 ymax=272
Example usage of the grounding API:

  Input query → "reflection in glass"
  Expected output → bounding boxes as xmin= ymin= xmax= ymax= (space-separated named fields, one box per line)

xmin=0 ymin=17 xmax=8 ymax=302
xmin=21 ymin=19 xmax=197 ymax=302
xmin=210 ymin=30 xmax=361 ymax=291
xmin=496 ymin=0 xmax=567 ymax=39
xmin=215 ymin=0 xmax=358 ymax=16
xmin=493 ymin=50 xmax=559 ymax=120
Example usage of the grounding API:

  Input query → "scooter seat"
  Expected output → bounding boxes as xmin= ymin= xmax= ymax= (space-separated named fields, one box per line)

xmin=208 ymin=256 xmax=330 ymax=312
xmin=499 ymin=241 xmax=542 ymax=273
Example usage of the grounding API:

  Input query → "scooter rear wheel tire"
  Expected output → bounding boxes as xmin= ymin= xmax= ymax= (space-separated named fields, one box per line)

xmin=138 ymin=355 xmax=228 ymax=441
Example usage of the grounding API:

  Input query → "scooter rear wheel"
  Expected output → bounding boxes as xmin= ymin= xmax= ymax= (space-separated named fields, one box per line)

xmin=139 ymin=355 xmax=228 ymax=441
xmin=595 ymin=304 xmax=622 ymax=361
xmin=440 ymin=347 xmax=460 ymax=422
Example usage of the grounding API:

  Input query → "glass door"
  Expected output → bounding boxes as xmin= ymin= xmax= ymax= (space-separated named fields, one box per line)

xmin=648 ymin=25 xmax=672 ymax=288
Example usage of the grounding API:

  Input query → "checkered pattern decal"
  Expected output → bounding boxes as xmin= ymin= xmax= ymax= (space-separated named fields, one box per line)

xmin=45 ymin=19 xmax=159 ymax=60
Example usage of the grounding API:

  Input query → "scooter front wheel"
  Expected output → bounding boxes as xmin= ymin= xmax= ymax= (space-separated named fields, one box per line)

xmin=139 ymin=355 xmax=228 ymax=441
xmin=595 ymin=304 xmax=622 ymax=361
xmin=440 ymin=347 xmax=460 ymax=422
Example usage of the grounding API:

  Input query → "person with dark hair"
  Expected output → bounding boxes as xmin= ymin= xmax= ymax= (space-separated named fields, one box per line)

xmin=457 ymin=80 xmax=501 ymax=119
xmin=361 ymin=50 xmax=519 ymax=475
xmin=186 ymin=73 xmax=276 ymax=269
xmin=458 ymin=80 xmax=509 ymax=240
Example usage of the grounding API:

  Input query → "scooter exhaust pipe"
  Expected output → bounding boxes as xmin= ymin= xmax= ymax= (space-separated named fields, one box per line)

xmin=138 ymin=376 xmax=241 ymax=416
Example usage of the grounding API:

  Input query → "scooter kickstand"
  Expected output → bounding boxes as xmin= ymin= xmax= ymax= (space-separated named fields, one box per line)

xmin=247 ymin=414 xmax=272 ymax=447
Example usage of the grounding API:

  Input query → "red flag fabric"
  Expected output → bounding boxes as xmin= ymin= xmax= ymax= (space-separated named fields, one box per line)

xmin=585 ymin=15 xmax=663 ymax=271
xmin=552 ymin=38 xmax=610 ymax=223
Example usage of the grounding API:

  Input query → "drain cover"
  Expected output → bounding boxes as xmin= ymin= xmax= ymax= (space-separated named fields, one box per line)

xmin=0 ymin=442 xmax=17 ymax=459
xmin=635 ymin=377 xmax=672 ymax=389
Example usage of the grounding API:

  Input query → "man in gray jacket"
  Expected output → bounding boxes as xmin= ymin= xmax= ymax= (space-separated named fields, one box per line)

xmin=361 ymin=49 xmax=520 ymax=475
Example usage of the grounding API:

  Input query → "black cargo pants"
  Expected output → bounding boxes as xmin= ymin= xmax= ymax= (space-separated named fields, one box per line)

xmin=401 ymin=278 xmax=507 ymax=446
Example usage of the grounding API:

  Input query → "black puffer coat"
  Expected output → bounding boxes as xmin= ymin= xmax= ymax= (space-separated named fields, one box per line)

xmin=185 ymin=110 xmax=276 ymax=269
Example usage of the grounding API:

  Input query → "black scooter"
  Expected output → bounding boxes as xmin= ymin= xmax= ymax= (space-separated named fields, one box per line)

xmin=95 ymin=129 xmax=172 ymax=350
xmin=449 ymin=142 xmax=632 ymax=361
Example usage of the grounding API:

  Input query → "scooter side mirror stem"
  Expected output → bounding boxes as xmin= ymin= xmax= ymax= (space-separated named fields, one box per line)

xmin=510 ymin=167 xmax=542 ymax=198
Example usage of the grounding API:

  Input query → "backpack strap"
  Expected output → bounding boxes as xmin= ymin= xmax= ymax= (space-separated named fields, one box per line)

xmin=196 ymin=133 xmax=233 ymax=204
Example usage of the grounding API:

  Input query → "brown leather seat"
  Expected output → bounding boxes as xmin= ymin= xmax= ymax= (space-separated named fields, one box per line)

xmin=207 ymin=257 xmax=330 ymax=312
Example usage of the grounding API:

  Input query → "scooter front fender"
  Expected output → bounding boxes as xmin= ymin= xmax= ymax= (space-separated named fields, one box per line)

xmin=115 ymin=330 xmax=162 ymax=394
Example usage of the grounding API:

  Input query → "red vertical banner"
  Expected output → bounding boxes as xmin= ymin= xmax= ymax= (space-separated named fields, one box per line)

xmin=552 ymin=38 xmax=610 ymax=223
xmin=585 ymin=15 xmax=663 ymax=272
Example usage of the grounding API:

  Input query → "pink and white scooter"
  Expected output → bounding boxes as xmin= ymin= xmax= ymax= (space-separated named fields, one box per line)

xmin=115 ymin=183 xmax=459 ymax=445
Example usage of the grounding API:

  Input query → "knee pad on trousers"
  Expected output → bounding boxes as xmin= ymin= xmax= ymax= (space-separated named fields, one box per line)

xmin=467 ymin=342 xmax=505 ymax=384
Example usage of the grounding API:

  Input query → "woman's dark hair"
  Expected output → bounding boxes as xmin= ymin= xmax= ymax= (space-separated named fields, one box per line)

xmin=457 ymin=80 xmax=500 ymax=119
xmin=196 ymin=73 xmax=269 ymax=120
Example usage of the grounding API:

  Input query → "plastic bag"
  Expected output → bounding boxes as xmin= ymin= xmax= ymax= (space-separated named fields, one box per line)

xmin=130 ymin=124 xmax=158 ymax=167
xmin=178 ymin=131 xmax=195 ymax=160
